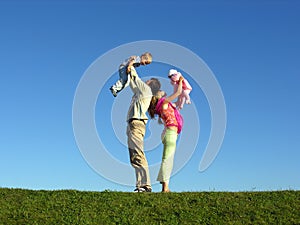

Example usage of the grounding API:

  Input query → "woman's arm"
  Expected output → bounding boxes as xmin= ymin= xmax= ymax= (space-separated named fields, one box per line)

xmin=164 ymin=76 xmax=184 ymax=103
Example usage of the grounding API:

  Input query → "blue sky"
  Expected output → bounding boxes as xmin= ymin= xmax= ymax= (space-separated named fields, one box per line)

xmin=0 ymin=0 xmax=299 ymax=192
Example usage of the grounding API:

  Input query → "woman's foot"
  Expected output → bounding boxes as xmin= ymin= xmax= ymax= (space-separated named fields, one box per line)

xmin=161 ymin=182 xmax=170 ymax=193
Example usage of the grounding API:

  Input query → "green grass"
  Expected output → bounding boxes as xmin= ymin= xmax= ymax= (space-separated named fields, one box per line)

xmin=0 ymin=188 xmax=299 ymax=225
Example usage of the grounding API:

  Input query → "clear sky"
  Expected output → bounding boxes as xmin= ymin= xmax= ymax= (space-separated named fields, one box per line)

xmin=0 ymin=0 xmax=299 ymax=192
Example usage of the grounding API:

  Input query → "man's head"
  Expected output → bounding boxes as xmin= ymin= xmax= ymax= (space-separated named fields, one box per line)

xmin=146 ymin=78 xmax=161 ymax=95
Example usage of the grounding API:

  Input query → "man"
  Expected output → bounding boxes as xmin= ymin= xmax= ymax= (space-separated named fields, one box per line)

xmin=126 ymin=66 xmax=161 ymax=192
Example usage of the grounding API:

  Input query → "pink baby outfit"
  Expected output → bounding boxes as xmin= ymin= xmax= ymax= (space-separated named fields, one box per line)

xmin=168 ymin=69 xmax=192 ymax=110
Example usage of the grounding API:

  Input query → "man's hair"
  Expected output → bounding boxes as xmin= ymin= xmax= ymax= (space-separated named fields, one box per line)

xmin=148 ymin=78 xmax=161 ymax=95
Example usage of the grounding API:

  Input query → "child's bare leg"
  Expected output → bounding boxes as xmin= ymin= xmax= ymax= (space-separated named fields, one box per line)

xmin=183 ymin=90 xmax=191 ymax=104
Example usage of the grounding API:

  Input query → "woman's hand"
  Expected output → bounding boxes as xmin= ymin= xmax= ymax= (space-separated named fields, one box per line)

xmin=178 ymin=76 xmax=184 ymax=83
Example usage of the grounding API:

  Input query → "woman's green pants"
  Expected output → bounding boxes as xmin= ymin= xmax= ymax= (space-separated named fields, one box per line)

xmin=157 ymin=128 xmax=178 ymax=182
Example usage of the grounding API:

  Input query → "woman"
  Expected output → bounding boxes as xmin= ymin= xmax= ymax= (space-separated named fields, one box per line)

xmin=148 ymin=76 xmax=184 ymax=192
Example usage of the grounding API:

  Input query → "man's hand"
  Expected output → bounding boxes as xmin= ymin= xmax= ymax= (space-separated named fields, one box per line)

xmin=127 ymin=66 xmax=132 ymax=74
xmin=127 ymin=56 xmax=136 ymax=74
xmin=128 ymin=55 xmax=136 ymax=61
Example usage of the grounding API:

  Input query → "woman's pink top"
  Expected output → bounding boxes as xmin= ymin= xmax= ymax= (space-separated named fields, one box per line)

xmin=160 ymin=103 xmax=178 ymax=129
xmin=155 ymin=98 xmax=178 ymax=129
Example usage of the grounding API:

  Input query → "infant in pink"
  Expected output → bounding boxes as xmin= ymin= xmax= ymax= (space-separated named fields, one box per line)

xmin=168 ymin=69 xmax=192 ymax=110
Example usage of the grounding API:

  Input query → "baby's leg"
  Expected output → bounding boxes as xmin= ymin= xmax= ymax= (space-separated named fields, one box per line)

xmin=118 ymin=66 xmax=129 ymax=91
xmin=183 ymin=90 xmax=191 ymax=104
xmin=123 ymin=74 xmax=130 ymax=88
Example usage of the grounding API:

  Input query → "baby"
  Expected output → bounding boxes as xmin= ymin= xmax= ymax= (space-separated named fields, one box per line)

xmin=110 ymin=52 xmax=152 ymax=97
xmin=168 ymin=69 xmax=192 ymax=110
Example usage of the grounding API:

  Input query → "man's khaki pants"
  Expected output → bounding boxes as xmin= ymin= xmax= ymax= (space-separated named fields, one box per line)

xmin=127 ymin=120 xmax=151 ymax=188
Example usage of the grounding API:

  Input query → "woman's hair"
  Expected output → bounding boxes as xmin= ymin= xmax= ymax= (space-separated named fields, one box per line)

xmin=148 ymin=90 xmax=167 ymax=120
xmin=148 ymin=95 xmax=159 ymax=119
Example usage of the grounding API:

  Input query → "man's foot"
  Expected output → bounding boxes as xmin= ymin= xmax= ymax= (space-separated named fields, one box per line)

xmin=109 ymin=87 xmax=117 ymax=97
xmin=134 ymin=186 xmax=152 ymax=193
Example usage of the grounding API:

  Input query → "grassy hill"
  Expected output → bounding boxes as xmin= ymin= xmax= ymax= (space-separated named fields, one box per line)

xmin=0 ymin=188 xmax=299 ymax=224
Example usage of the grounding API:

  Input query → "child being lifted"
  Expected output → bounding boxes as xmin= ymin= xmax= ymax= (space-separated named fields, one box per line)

xmin=110 ymin=52 xmax=153 ymax=97
xmin=168 ymin=69 xmax=192 ymax=110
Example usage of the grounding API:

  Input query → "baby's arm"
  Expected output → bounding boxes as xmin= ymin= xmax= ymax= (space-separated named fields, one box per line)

xmin=165 ymin=76 xmax=184 ymax=103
